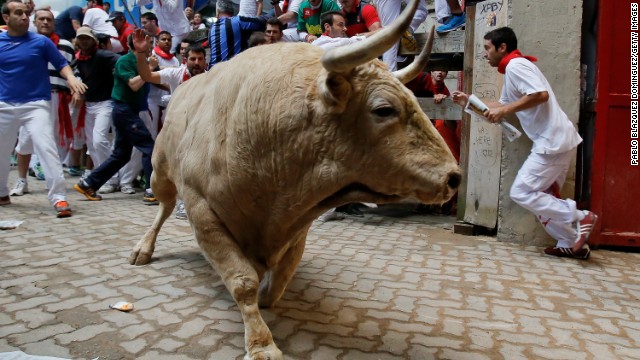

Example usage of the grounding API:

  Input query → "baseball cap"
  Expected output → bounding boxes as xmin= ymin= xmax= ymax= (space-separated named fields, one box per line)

xmin=106 ymin=11 xmax=125 ymax=21
xmin=76 ymin=26 xmax=97 ymax=41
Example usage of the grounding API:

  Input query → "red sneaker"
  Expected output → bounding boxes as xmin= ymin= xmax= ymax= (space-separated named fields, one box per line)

xmin=572 ymin=211 xmax=598 ymax=252
xmin=54 ymin=200 xmax=73 ymax=218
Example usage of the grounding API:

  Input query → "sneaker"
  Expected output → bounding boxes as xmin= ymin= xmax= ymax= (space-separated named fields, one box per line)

xmin=73 ymin=180 xmax=102 ymax=201
xmin=572 ymin=211 xmax=598 ymax=252
xmin=0 ymin=195 xmax=10 ymax=206
xmin=436 ymin=12 xmax=466 ymax=33
xmin=120 ymin=184 xmax=136 ymax=194
xmin=401 ymin=29 xmax=417 ymax=53
xmin=318 ymin=208 xmax=345 ymax=222
xmin=9 ymin=178 xmax=29 ymax=196
xmin=143 ymin=190 xmax=158 ymax=205
xmin=175 ymin=200 xmax=188 ymax=219
xmin=31 ymin=163 xmax=45 ymax=181
xmin=98 ymin=183 xmax=117 ymax=194
xmin=336 ymin=203 xmax=365 ymax=217
xmin=544 ymin=244 xmax=590 ymax=260
xmin=68 ymin=166 xmax=83 ymax=177
xmin=54 ymin=200 xmax=72 ymax=218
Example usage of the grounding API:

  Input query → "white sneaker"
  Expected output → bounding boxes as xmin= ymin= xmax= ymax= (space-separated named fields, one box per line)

xmin=9 ymin=178 xmax=28 ymax=196
xmin=120 ymin=184 xmax=136 ymax=194
xmin=318 ymin=208 xmax=345 ymax=222
xmin=175 ymin=200 xmax=188 ymax=220
xmin=98 ymin=183 xmax=117 ymax=194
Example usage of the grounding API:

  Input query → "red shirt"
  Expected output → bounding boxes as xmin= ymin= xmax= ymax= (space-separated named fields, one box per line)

xmin=118 ymin=22 xmax=135 ymax=53
xmin=343 ymin=0 xmax=380 ymax=37
xmin=405 ymin=72 xmax=450 ymax=98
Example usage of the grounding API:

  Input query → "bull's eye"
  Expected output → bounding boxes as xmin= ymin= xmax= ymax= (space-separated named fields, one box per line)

xmin=372 ymin=106 xmax=398 ymax=118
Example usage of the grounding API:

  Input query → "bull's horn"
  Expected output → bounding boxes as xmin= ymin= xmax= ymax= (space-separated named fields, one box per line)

xmin=393 ymin=25 xmax=435 ymax=84
xmin=321 ymin=0 xmax=420 ymax=74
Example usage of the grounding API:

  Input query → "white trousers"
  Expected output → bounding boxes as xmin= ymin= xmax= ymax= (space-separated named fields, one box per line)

xmin=376 ymin=0 xmax=428 ymax=71
xmin=84 ymin=100 xmax=114 ymax=167
xmin=510 ymin=150 xmax=581 ymax=248
xmin=434 ymin=0 xmax=463 ymax=23
xmin=0 ymin=100 xmax=67 ymax=204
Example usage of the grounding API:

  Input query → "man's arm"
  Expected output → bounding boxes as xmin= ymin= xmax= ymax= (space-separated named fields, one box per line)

xmin=71 ymin=19 xmax=82 ymax=31
xmin=60 ymin=65 xmax=87 ymax=94
xmin=132 ymin=29 xmax=163 ymax=85
xmin=484 ymin=91 xmax=549 ymax=123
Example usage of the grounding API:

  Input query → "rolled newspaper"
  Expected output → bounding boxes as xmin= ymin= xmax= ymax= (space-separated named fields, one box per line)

xmin=464 ymin=94 xmax=522 ymax=142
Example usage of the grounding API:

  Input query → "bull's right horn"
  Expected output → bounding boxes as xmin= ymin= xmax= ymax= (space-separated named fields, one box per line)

xmin=393 ymin=25 xmax=435 ymax=84
xmin=321 ymin=0 xmax=420 ymax=74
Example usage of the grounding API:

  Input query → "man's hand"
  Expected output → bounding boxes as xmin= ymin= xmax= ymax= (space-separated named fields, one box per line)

xmin=148 ymin=55 xmax=159 ymax=70
xmin=132 ymin=28 xmax=150 ymax=53
xmin=434 ymin=94 xmax=447 ymax=104
xmin=483 ymin=106 xmax=508 ymax=123
xmin=67 ymin=77 xmax=88 ymax=95
xmin=452 ymin=91 xmax=469 ymax=107
xmin=71 ymin=92 xmax=84 ymax=107
xmin=306 ymin=35 xmax=317 ymax=43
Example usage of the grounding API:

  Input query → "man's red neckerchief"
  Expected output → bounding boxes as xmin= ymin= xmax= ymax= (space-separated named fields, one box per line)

xmin=154 ymin=46 xmax=174 ymax=60
xmin=498 ymin=49 xmax=538 ymax=74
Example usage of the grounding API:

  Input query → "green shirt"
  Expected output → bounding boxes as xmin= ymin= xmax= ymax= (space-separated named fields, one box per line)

xmin=297 ymin=0 xmax=341 ymax=36
xmin=111 ymin=51 xmax=148 ymax=111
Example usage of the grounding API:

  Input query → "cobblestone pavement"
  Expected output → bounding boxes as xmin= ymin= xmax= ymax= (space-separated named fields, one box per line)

xmin=1 ymin=170 xmax=640 ymax=360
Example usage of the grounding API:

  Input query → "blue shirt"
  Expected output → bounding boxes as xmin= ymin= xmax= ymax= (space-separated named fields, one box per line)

xmin=0 ymin=31 xmax=69 ymax=103
xmin=209 ymin=16 xmax=264 ymax=67
xmin=55 ymin=6 xmax=84 ymax=41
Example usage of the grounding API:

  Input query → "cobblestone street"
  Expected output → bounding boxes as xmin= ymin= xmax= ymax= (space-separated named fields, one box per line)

xmin=1 ymin=171 xmax=640 ymax=360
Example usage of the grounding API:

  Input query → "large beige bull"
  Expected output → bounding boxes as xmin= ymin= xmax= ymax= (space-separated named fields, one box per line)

xmin=130 ymin=0 xmax=460 ymax=358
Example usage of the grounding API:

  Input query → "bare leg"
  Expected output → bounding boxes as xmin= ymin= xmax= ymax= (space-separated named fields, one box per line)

xmin=258 ymin=233 xmax=306 ymax=308
xmin=446 ymin=0 xmax=463 ymax=14
xmin=17 ymin=153 xmax=30 ymax=178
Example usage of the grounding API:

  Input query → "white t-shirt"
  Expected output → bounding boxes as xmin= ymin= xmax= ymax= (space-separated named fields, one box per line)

xmin=149 ymin=50 xmax=181 ymax=101
xmin=500 ymin=58 xmax=582 ymax=154
xmin=279 ymin=0 xmax=302 ymax=28
xmin=136 ymin=0 xmax=191 ymax=36
xmin=238 ymin=0 xmax=261 ymax=17
xmin=312 ymin=35 xmax=366 ymax=50
xmin=83 ymin=8 xmax=118 ymax=37
xmin=158 ymin=65 xmax=189 ymax=94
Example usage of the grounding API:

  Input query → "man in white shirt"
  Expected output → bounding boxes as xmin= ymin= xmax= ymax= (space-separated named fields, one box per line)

xmin=452 ymin=27 xmax=598 ymax=260
xmin=82 ymin=0 xmax=122 ymax=52
xmin=136 ymin=0 xmax=191 ymax=53
xmin=311 ymin=11 xmax=364 ymax=50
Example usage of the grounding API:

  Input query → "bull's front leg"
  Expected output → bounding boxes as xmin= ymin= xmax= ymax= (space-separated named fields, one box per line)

xmin=185 ymin=194 xmax=283 ymax=360
xmin=258 ymin=233 xmax=306 ymax=308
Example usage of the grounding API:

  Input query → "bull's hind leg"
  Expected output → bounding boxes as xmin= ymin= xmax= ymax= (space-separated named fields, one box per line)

xmin=130 ymin=170 xmax=177 ymax=265
xmin=258 ymin=233 xmax=306 ymax=308
xmin=185 ymin=194 xmax=282 ymax=360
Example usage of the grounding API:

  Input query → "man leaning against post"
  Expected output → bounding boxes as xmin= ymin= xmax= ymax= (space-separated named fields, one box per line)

xmin=452 ymin=27 xmax=598 ymax=260
xmin=0 ymin=0 xmax=87 ymax=217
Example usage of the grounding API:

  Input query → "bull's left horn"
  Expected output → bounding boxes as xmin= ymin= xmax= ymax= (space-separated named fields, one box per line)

xmin=321 ymin=0 xmax=420 ymax=74
xmin=393 ymin=25 xmax=435 ymax=84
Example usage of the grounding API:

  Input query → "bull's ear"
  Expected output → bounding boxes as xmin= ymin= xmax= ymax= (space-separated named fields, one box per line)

xmin=318 ymin=71 xmax=352 ymax=114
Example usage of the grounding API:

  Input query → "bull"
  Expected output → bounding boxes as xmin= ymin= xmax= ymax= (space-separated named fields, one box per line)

xmin=130 ymin=0 xmax=461 ymax=358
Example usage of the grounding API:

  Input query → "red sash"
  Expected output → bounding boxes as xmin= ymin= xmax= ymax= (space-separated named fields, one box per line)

xmin=498 ymin=49 xmax=538 ymax=74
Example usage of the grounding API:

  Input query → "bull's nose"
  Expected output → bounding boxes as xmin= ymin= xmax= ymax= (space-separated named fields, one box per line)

xmin=447 ymin=172 xmax=461 ymax=189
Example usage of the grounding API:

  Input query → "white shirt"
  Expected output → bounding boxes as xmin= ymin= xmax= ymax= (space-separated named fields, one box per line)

xmin=149 ymin=49 xmax=181 ymax=101
xmin=238 ymin=0 xmax=261 ymax=17
xmin=136 ymin=0 xmax=191 ymax=36
xmin=500 ymin=58 xmax=582 ymax=154
xmin=158 ymin=65 xmax=188 ymax=93
xmin=279 ymin=0 xmax=302 ymax=28
xmin=312 ymin=35 xmax=366 ymax=50
xmin=82 ymin=8 xmax=118 ymax=37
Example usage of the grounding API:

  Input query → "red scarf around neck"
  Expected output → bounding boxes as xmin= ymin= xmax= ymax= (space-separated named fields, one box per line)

xmin=498 ymin=49 xmax=538 ymax=74
xmin=93 ymin=4 xmax=104 ymax=11
xmin=182 ymin=67 xmax=191 ymax=83
xmin=48 ymin=32 xmax=60 ymax=46
xmin=154 ymin=46 xmax=174 ymax=60
xmin=75 ymin=46 xmax=96 ymax=61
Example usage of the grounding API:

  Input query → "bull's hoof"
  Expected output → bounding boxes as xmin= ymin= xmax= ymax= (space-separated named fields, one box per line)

xmin=129 ymin=251 xmax=152 ymax=266
xmin=243 ymin=345 xmax=283 ymax=360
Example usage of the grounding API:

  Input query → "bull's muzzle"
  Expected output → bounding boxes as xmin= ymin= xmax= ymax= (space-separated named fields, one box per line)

xmin=447 ymin=172 xmax=462 ymax=190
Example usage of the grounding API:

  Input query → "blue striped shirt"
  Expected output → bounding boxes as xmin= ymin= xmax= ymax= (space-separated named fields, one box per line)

xmin=208 ymin=16 xmax=265 ymax=68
